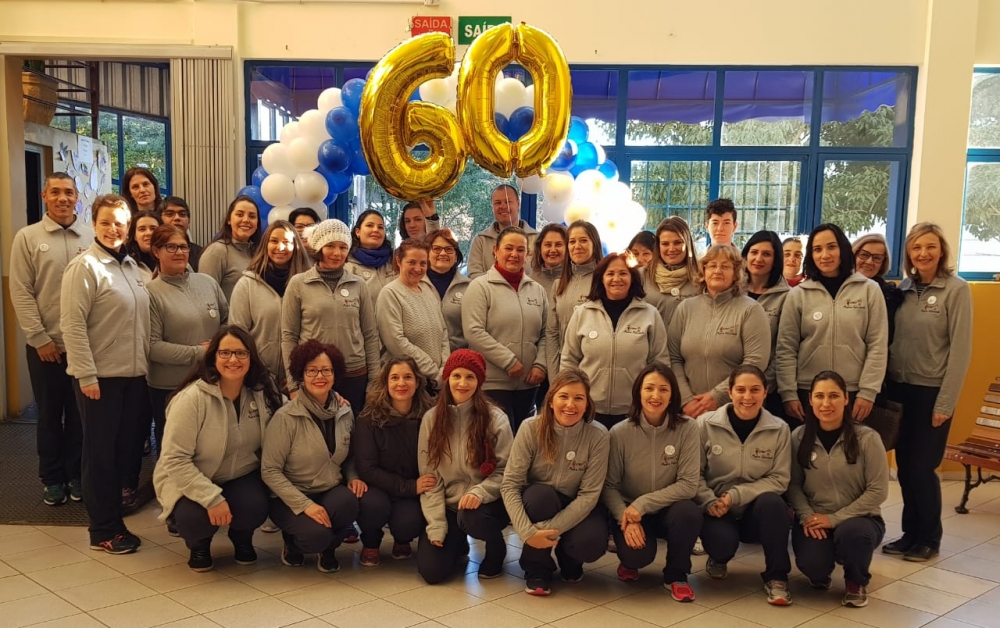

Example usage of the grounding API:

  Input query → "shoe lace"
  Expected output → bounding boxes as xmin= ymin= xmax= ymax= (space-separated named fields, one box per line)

xmin=846 ymin=581 xmax=863 ymax=594
xmin=768 ymin=580 xmax=788 ymax=593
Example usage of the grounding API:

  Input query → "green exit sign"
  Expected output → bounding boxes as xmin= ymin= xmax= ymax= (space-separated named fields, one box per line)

xmin=458 ymin=16 xmax=512 ymax=44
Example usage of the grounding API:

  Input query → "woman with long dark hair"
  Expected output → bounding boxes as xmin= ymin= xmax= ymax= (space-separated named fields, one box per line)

xmin=154 ymin=326 xmax=282 ymax=572
xmin=603 ymin=363 xmax=701 ymax=602
xmin=742 ymin=231 xmax=791 ymax=418
xmin=643 ymin=217 xmax=701 ymax=327
xmin=199 ymin=195 xmax=262 ymax=301
xmin=125 ymin=210 xmax=161 ymax=281
xmin=788 ymin=371 xmax=888 ymax=609
xmin=345 ymin=209 xmax=397 ymax=305
xmin=530 ymin=223 xmax=568 ymax=298
xmin=423 ymin=229 xmax=471 ymax=352
xmin=545 ymin=220 xmax=603 ymax=375
xmin=122 ymin=166 xmax=161 ymax=214
xmin=417 ymin=349 xmax=513 ymax=583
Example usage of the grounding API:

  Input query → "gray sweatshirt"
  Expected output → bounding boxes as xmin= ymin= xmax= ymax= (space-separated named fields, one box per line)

xmin=60 ymin=241 xmax=150 ymax=386
xmin=9 ymin=214 xmax=94 ymax=350
xmin=501 ymin=416 xmax=609 ymax=541
xmin=281 ymin=267 xmax=381 ymax=387
xmin=345 ymin=255 xmax=398 ymax=306
xmin=753 ymin=277 xmax=791 ymax=392
xmin=467 ymin=220 xmax=540 ymax=280
xmin=462 ymin=268 xmax=549 ymax=391
xmin=154 ymin=380 xmax=272 ymax=519
xmin=417 ymin=401 xmax=513 ymax=543
xmin=377 ymin=279 xmax=450 ymax=380
xmin=695 ymin=406 xmax=791 ymax=516
xmin=545 ymin=264 xmax=594 ymax=376
xmin=199 ymin=240 xmax=254 ymax=302
xmin=261 ymin=394 xmax=357 ymax=514
xmin=229 ymin=271 xmax=284 ymax=387
xmin=603 ymin=415 xmax=700 ymax=521
xmin=775 ymin=273 xmax=888 ymax=402
xmin=560 ymin=298 xmax=669 ymax=416
xmin=422 ymin=272 xmax=472 ymax=352
xmin=532 ymin=265 xmax=562 ymax=299
xmin=887 ymin=275 xmax=973 ymax=416
xmin=668 ymin=291 xmax=771 ymax=405
xmin=147 ymin=271 xmax=229 ymax=390
xmin=642 ymin=274 xmax=700 ymax=328
xmin=787 ymin=424 xmax=888 ymax=527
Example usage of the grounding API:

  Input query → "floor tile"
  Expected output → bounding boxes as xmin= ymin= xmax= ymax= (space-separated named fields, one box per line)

xmin=0 ymin=525 xmax=34 ymax=539
xmin=666 ymin=610 xmax=765 ymax=628
xmin=493 ymin=589 xmax=596 ymax=623
xmin=559 ymin=573 xmax=657 ymax=606
xmin=604 ymin=587 xmax=707 ymax=626
xmin=936 ymin=554 xmax=1000 ymax=583
xmin=975 ymin=585 xmax=1000 ymax=606
xmin=26 ymin=559 xmax=122 ymax=591
xmin=963 ymin=543 xmax=1000 ymax=563
xmin=385 ymin=585 xmax=484 ymax=619
xmin=276 ymin=580 xmax=375 ymax=615
xmin=795 ymin=616 xmax=879 ymax=628
xmin=443 ymin=571 xmax=530 ymax=601
xmin=944 ymin=599 xmax=1000 ymax=628
xmin=318 ymin=599 xmax=424 ymax=628
xmin=56 ymin=575 xmax=157 ymax=611
xmin=868 ymin=553 xmax=930 ymax=580
xmin=870 ymin=580 xmax=970 ymax=615
xmin=549 ymin=606 xmax=660 ymax=628
xmin=827 ymin=597 xmax=937 ymax=628
xmin=943 ymin=513 xmax=1000 ymax=542
xmin=24 ymin=613 xmax=108 ymax=627
xmin=34 ymin=526 xmax=91 ymax=545
xmin=0 ymin=560 xmax=16 ymax=579
xmin=4 ymin=545 xmax=93 ymax=573
xmin=904 ymin=566 xmax=998 ymax=598
xmin=157 ymin=618 xmax=226 ymax=628
xmin=91 ymin=546 xmax=188 ymax=576
xmin=0 ymin=531 xmax=64 ymax=558
xmin=204 ymin=597 xmax=311 ymax=628
xmin=438 ymin=601 xmax=542 ymax=628
xmin=783 ymin=577 xmax=847 ymax=612
xmin=89 ymin=594 xmax=196 ymax=628
xmin=285 ymin=620 xmax=332 ymax=628
xmin=923 ymin=619 xmax=985 ymax=628
xmin=715 ymin=590 xmax=823 ymax=628
xmin=0 ymin=574 xmax=47 ymax=604
xmin=166 ymin=578 xmax=268 ymax=613
xmin=235 ymin=565 xmax=336 ymax=595
xmin=337 ymin=564 xmax=426 ymax=597
xmin=130 ymin=563 xmax=229 ymax=593
xmin=0 ymin=592 xmax=81 ymax=627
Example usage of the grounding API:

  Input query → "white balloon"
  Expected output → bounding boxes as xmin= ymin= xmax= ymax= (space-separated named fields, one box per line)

xmin=543 ymin=172 xmax=575 ymax=205
xmin=495 ymin=77 xmax=528 ymax=118
xmin=443 ymin=98 xmax=457 ymax=115
xmin=260 ymin=173 xmax=296 ymax=206
xmin=268 ymin=206 xmax=293 ymax=224
xmin=261 ymin=143 xmax=294 ymax=177
xmin=564 ymin=200 xmax=593 ymax=224
xmin=606 ymin=181 xmax=633 ymax=205
xmin=288 ymin=137 xmax=320 ymax=173
xmin=294 ymin=171 xmax=329 ymax=204
xmin=539 ymin=200 xmax=567 ymax=224
xmin=298 ymin=109 xmax=328 ymax=142
xmin=517 ymin=174 xmax=544 ymax=195
xmin=594 ymin=144 xmax=607 ymax=165
xmin=317 ymin=87 xmax=343 ymax=113
xmin=279 ymin=121 xmax=301 ymax=145
xmin=306 ymin=201 xmax=329 ymax=220
xmin=593 ymin=200 xmax=648 ymax=252
xmin=573 ymin=170 xmax=611 ymax=204
xmin=419 ymin=78 xmax=451 ymax=106
xmin=524 ymin=84 xmax=536 ymax=110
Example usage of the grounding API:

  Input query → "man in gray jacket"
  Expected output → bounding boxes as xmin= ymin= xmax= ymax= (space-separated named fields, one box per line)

xmin=9 ymin=173 xmax=92 ymax=506
xmin=467 ymin=185 xmax=539 ymax=279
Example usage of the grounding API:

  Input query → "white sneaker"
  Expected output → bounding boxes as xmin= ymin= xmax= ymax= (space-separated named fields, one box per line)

xmin=692 ymin=538 xmax=706 ymax=556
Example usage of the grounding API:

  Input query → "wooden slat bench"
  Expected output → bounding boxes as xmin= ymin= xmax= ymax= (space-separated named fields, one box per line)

xmin=944 ymin=404 xmax=1000 ymax=514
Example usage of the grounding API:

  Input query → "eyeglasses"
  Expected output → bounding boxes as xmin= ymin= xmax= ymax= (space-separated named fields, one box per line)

xmin=217 ymin=349 xmax=250 ymax=360
xmin=304 ymin=368 xmax=334 ymax=378
xmin=856 ymin=251 xmax=886 ymax=264
xmin=163 ymin=244 xmax=190 ymax=253
xmin=431 ymin=246 xmax=456 ymax=255
xmin=704 ymin=262 xmax=734 ymax=272
xmin=294 ymin=222 xmax=315 ymax=231
xmin=161 ymin=210 xmax=190 ymax=219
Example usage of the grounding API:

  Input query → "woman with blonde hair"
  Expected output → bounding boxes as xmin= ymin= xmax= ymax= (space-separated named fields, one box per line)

xmin=852 ymin=233 xmax=903 ymax=343
xmin=643 ymin=216 xmax=701 ymax=327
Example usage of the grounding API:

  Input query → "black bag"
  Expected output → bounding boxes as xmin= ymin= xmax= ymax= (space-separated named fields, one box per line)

xmin=861 ymin=393 xmax=902 ymax=451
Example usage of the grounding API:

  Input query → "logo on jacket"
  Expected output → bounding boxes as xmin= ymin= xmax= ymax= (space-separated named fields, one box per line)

xmin=526 ymin=297 xmax=541 ymax=307
xmin=765 ymin=307 xmax=780 ymax=319
xmin=843 ymin=299 xmax=866 ymax=309
xmin=921 ymin=303 xmax=941 ymax=314
xmin=568 ymin=458 xmax=588 ymax=472
xmin=342 ymin=297 xmax=360 ymax=309
xmin=751 ymin=447 xmax=774 ymax=461
xmin=716 ymin=323 xmax=737 ymax=336
xmin=622 ymin=325 xmax=644 ymax=335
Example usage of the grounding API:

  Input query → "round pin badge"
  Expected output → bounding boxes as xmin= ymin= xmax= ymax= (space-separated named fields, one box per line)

xmin=665 ymin=445 xmax=676 ymax=456
xmin=711 ymin=444 xmax=722 ymax=455
xmin=456 ymin=292 xmax=463 ymax=300
xmin=363 ymin=271 xmax=372 ymax=279
xmin=813 ymin=312 xmax=823 ymax=321
xmin=588 ymin=331 xmax=598 ymax=339
xmin=209 ymin=309 xmax=217 ymax=318
xmin=250 ymin=402 xmax=257 ymax=410
xmin=928 ymin=296 xmax=937 ymax=305
xmin=39 ymin=243 xmax=49 ymax=252
xmin=341 ymin=288 xmax=350 ymax=297
xmin=670 ymin=288 xmax=680 ymax=297
xmin=566 ymin=451 xmax=576 ymax=461
xmin=811 ymin=452 xmax=818 ymax=462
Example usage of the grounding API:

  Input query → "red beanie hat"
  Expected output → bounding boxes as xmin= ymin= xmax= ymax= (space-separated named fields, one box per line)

xmin=442 ymin=349 xmax=487 ymax=388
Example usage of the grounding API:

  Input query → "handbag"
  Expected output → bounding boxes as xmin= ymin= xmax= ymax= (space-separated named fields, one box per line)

xmin=860 ymin=392 xmax=902 ymax=451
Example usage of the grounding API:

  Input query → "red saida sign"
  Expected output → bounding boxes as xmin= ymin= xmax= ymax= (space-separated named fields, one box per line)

xmin=411 ymin=16 xmax=453 ymax=37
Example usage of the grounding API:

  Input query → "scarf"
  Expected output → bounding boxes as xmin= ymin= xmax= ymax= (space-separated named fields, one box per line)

xmin=353 ymin=246 xmax=392 ymax=269
xmin=263 ymin=266 xmax=290 ymax=297
xmin=426 ymin=267 xmax=456 ymax=300
xmin=654 ymin=263 xmax=689 ymax=294
xmin=494 ymin=262 xmax=524 ymax=291
xmin=298 ymin=390 xmax=338 ymax=454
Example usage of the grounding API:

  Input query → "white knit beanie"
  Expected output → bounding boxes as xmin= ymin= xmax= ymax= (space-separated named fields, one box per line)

xmin=308 ymin=219 xmax=352 ymax=251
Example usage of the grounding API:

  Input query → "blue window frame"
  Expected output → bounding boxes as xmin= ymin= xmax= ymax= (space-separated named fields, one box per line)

xmin=961 ymin=68 xmax=1000 ymax=280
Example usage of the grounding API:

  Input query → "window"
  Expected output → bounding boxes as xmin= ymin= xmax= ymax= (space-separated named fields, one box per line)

xmin=625 ymin=71 xmax=714 ymax=146
xmin=719 ymin=160 xmax=802 ymax=246
xmin=721 ymin=71 xmax=814 ymax=146
xmin=821 ymin=71 xmax=911 ymax=148
xmin=629 ymin=160 xmax=710 ymax=229
xmin=960 ymin=70 xmax=1000 ymax=276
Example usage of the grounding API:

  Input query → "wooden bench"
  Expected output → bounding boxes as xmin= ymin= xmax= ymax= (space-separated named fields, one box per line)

xmin=944 ymin=384 xmax=1000 ymax=513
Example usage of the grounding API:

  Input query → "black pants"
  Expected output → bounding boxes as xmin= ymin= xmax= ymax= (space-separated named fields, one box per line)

xmin=417 ymin=500 xmax=509 ymax=584
xmin=486 ymin=388 xmax=537 ymax=433
xmin=124 ymin=380 xmax=152 ymax=491
xmin=26 ymin=347 xmax=82 ymax=486
xmin=148 ymin=387 xmax=174 ymax=456
xmin=793 ymin=516 xmax=884 ymax=586
xmin=700 ymin=492 xmax=791 ymax=582
xmin=172 ymin=472 xmax=269 ymax=550
xmin=613 ymin=499 xmax=701 ymax=583
xmin=357 ymin=486 xmax=424 ymax=549
xmin=518 ymin=484 xmax=607 ymax=580
xmin=594 ymin=413 xmax=627 ymax=431
xmin=887 ymin=381 xmax=949 ymax=549
xmin=269 ymin=485 xmax=359 ymax=554
xmin=74 ymin=376 xmax=148 ymax=543
xmin=336 ymin=373 xmax=368 ymax=418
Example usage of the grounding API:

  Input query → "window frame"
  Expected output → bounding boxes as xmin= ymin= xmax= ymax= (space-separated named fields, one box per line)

xmin=961 ymin=67 xmax=1000 ymax=281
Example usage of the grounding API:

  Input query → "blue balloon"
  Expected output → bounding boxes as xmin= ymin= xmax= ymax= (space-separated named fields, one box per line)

xmin=325 ymin=107 xmax=359 ymax=144
xmin=576 ymin=142 xmax=600 ymax=170
xmin=324 ymin=189 xmax=339 ymax=206
xmin=409 ymin=89 xmax=421 ymax=101
xmin=238 ymin=185 xmax=265 ymax=208
xmin=598 ymin=159 xmax=619 ymax=181
xmin=351 ymin=147 xmax=370 ymax=177
xmin=507 ymin=106 xmax=534 ymax=141
xmin=494 ymin=113 xmax=510 ymax=139
xmin=341 ymin=79 xmax=366 ymax=116
xmin=251 ymin=167 xmax=268 ymax=188
xmin=318 ymin=165 xmax=353 ymax=195
xmin=318 ymin=140 xmax=351 ymax=173
xmin=568 ymin=116 xmax=589 ymax=144
xmin=550 ymin=140 xmax=578 ymax=171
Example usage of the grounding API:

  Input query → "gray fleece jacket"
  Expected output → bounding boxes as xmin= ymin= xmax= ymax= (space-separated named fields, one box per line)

xmin=603 ymin=415 xmax=700 ymax=521
xmin=462 ymin=268 xmax=549 ymax=391
xmin=560 ymin=298 xmax=669 ymax=416
xmin=887 ymin=275 xmax=973 ymax=416
xmin=787 ymin=423 xmax=888 ymax=527
xmin=467 ymin=220 xmax=540 ymax=279
xmin=501 ymin=416 xmax=609 ymax=541
xmin=417 ymin=401 xmax=513 ymax=544
xmin=753 ymin=276 xmax=791 ymax=392
xmin=199 ymin=240 xmax=254 ymax=302
xmin=695 ymin=406 xmax=791 ymax=516
xmin=261 ymin=394 xmax=357 ymax=515
xmin=545 ymin=264 xmax=595 ymax=376
xmin=147 ymin=271 xmax=228 ymax=390
xmin=668 ymin=291 xmax=771 ymax=405
xmin=9 ymin=214 xmax=94 ymax=351
xmin=775 ymin=273 xmax=888 ymax=402
xmin=345 ymin=255 xmax=397 ymax=306
xmin=422 ymin=272 xmax=472 ymax=352
xmin=60 ymin=241 xmax=150 ymax=386
xmin=154 ymin=380 xmax=272 ymax=520
xmin=377 ymin=278 xmax=450 ymax=381
xmin=642 ymin=274 xmax=700 ymax=328
xmin=229 ymin=271 xmax=284 ymax=387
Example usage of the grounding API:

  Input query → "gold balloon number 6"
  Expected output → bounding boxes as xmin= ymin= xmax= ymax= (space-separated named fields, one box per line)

xmin=359 ymin=23 xmax=572 ymax=201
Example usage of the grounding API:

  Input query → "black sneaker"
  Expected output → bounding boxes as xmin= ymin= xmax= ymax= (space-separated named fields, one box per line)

xmin=478 ymin=545 xmax=507 ymax=579
xmin=67 ymin=479 xmax=83 ymax=502
xmin=525 ymin=576 xmax=551 ymax=596
xmin=282 ymin=544 xmax=305 ymax=567
xmin=903 ymin=544 xmax=939 ymax=562
xmin=43 ymin=484 xmax=67 ymax=506
xmin=90 ymin=534 xmax=139 ymax=555
xmin=882 ymin=536 xmax=916 ymax=555
xmin=317 ymin=549 xmax=340 ymax=573
xmin=122 ymin=530 xmax=143 ymax=548
xmin=560 ymin=564 xmax=584 ymax=583
xmin=234 ymin=544 xmax=258 ymax=566
xmin=166 ymin=515 xmax=180 ymax=537
xmin=188 ymin=548 xmax=214 ymax=572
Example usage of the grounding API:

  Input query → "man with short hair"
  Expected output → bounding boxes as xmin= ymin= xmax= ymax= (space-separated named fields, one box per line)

xmin=706 ymin=198 xmax=739 ymax=247
xmin=158 ymin=196 xmax=203 ymax=270
xmin=9 ymin=172 xmax=93 ymax=506
xmin=467 ymin=184 xmax=539 ymax=279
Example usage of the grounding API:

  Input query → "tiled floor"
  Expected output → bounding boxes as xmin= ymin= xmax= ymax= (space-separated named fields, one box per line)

xmin=3 ymin=479 xmax=1000 ymax=627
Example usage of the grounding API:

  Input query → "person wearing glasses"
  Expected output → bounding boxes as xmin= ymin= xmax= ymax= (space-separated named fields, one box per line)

xmin=852 ymin=234 xmax=903 ymax=344
xmin=467 ymin=184 xmax=538 ymax=280
xmin=423 ymin=229 xmax=471 ymax=352
xmin=289 ymin=208 xmax=321 ymax=255
xmin=158 ymin=196 xmax=203 ymax=271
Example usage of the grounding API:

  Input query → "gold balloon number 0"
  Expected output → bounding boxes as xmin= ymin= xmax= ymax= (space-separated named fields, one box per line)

xmin=359 ymin=23 xmax=572 ymax=201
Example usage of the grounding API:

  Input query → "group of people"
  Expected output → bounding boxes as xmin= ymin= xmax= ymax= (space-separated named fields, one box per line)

xmin=8 ymin=173 xmax=972 ymax=611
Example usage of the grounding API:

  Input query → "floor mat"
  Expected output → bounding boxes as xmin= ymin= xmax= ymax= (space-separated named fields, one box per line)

xmin=0 ymin=421 xmax=156 ymax=526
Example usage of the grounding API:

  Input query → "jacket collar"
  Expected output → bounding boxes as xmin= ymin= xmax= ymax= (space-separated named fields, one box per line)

xmin=583 ymin=297 xmax=646 ymax=313
xmin=42 ymin=213 xmax=87 ymax=235
xmin=285 ymin=392 xmax=353 ymax=422
xmin=799 ymin=271 xmax=869 ymax=291
xmin=898 ymin=275 xmax=949 ymax=292
xmin=87 ymin=241 xmax=137 ymax=268
xmin=706 ymin=404 xmax=785 ymax=434
xmin=303 ymin=265 xmax=362 ymax=285
xmin=486 ymin=266 xmax=538 ymax=287
xmin=158 ymin=270 xmax=190 ymax=287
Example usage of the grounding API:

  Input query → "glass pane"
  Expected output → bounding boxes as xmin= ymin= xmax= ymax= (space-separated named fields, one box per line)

xmin=719 ymin=161 xmax=802 ymax=248
xmin=626 ymin=71 xmax=715 ymax=146
xmin=122 ymin=115 xmax=168 ymax=190
xmin=99 ymin=112 xmax=119 ymax=180
xmin=50 ymin=115 xmax=71 ymax=133
xmin=969 ymin=73 xmax=1000 ymax=149
xmin=573 ymin=69 xmax=619 ymax=146
xmin=821 ymin=71 xmax=911 ymax=147
xmin=820 ymin=159 xmax=901 ymax=240
xmin=722 ymin=70 xmax=813 ymax=146
xmin=248 ymin=65 xmax=337 ymax=141
xmin=960 ymin=161 xmax=1000 ymax=272
xmin=629 ymin=160 xmax=710 ymax=230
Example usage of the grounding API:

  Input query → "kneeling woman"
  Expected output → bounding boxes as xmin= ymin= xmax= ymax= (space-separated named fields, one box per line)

xmin=501 ymin=369 xmax=610 ymax=596
xmin=262 ymin=340 xmax=367 ymax=573
xmin=154 ymin=327 xmax=282 ymax=571
xmin=603 ymin=363 xmax=701 ymax=603
xmin=697 ymin=365 xmax=793 ymax=606
xmin=788 ymin=371 xmax=888 ymax=609
xmin=353 ymin=356 xmax=436 ymax=567
xmin=418 ymin=349 xmax=513 ymax=583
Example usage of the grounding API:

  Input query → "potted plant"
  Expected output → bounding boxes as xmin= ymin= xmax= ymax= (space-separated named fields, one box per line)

xmin=22 ymin=60 xmax=58 ymax=126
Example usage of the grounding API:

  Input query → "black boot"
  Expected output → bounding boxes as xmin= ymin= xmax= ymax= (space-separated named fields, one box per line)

xmin=188 ymin=539 xmax=213 ymax=572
